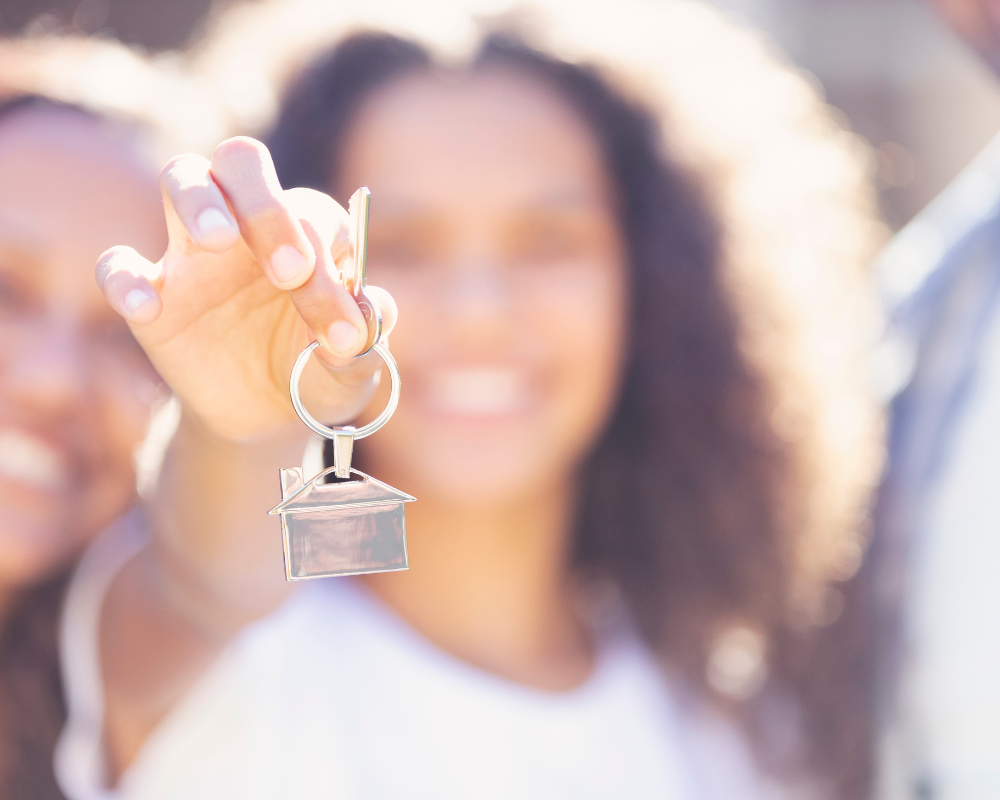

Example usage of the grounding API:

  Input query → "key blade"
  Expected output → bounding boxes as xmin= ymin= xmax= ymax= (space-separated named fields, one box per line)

xmin=347 ymin=187 xmax=371 ymax=297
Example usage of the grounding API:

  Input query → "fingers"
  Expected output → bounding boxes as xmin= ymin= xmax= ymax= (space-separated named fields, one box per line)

xmin=282 ymin=188 xmax=347 ymax=285
xmin=278 ymin=187 xmax=369 ymax=358
xmin=210 ymin=138 xmax=316 ymax=290
xmin=159 ymin=155 xmax=240 ymax=254
xmin=96 ymin=246 xmax=163 ymax=325
xmin=364 ymin=286 xmax=398 ymax=339
xmin=158 ymin=138 xmax=400 ymax=362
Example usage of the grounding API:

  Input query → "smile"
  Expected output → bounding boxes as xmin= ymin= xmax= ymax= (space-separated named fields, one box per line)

xmin=425 ymin=367 xmax=533 ymax=417
xmin=0 ymin=427 xmax=72 ymax=491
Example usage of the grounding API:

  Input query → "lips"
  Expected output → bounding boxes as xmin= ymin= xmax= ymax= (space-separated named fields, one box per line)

xmin=0 ymin=427 xmax=72 ymax=491
xmin=424 ymin=367 xmax=533 ymax=417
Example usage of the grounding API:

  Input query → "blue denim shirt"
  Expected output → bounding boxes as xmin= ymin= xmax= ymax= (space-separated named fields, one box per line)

xmin=876 ymin=134 xmax=1000 ymax=799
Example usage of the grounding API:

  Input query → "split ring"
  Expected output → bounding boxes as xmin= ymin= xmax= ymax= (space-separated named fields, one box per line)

xmin=288 ymin=340 xmax=400 ymax=440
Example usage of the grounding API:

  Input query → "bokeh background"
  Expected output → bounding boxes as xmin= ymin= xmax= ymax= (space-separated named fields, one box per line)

xmin=3 ymin=0 xmax=997 ymax=232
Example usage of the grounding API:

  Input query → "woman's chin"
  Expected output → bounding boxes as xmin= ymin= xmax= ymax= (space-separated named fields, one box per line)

xmin=402 ymin=444 xmax=558 ymax=507
xmin=0 ymin=520 xmax=75 ymax=591
xmin=364 ymin=401 xmax=579 ymax=506
xmin=0 ymin=485 xmax=98 ymax=588
xmin=414 ymin=397 xmax=539 ymax=433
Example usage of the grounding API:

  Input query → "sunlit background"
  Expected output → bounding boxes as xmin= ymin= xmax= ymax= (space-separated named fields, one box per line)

xmin=2 ymin=0 xmax=998 ymax=232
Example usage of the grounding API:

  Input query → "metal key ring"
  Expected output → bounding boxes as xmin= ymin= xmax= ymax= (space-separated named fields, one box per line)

xmin=289 ymin=340 xmax=400 ymax=440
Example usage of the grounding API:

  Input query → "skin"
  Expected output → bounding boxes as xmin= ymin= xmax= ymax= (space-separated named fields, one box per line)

xmin=0 ymin=109 xmax=166 ymax=617
xmin=97 ymin=135 xmax=400 ymax=773
xmin=931 ymin=0 xmax=1000 ymax=73
xmin=99 ymin=70 xmax=627 ymax=779
xmin=344 ymin=71 xmax=628 ymax=685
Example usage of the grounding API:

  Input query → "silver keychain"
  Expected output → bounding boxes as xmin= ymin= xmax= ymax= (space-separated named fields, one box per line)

xmin=269 ymin=187 xmax=415 ymax=581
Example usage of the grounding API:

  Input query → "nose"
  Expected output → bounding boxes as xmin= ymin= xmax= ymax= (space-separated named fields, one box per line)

xmin=441 ymin=256 xmax=515 ymax=314
xmin=2 ymin=319 xmax=91 ymax=419
xmin=435 ymin=261 xmax=518 ymax=342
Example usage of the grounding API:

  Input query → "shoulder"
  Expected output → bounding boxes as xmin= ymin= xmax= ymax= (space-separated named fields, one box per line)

xmin=875 ymin=135 xmax=1000 ymax=404
xmin=879 ymin=135 xmax=1000 ymax=338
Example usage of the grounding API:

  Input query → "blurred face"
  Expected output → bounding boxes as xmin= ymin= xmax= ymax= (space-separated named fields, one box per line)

xmin=0 ymin=109 xmax=165 ymax=589
xmin=932 ymin=0 xmax=1000 ymax=73
xmin=338 ymin=70 xmax=628 ymax=507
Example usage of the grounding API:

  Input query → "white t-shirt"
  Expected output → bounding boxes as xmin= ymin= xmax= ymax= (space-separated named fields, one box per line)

xmin=55 ymin=516 xmax=780 ymax=800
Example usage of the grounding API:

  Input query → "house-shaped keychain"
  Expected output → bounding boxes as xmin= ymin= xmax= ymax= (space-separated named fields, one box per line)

xmin=270 ymin=187 xmax=415 ymax=582
xmin=270 ymin=463 xmax=415 ymax=580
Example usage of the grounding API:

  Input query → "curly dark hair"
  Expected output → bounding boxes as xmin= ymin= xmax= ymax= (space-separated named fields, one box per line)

xmin=0 ymin=568 xmax=70 ymax=800
xmin=267 ymin=30 xmax=880 ymax=798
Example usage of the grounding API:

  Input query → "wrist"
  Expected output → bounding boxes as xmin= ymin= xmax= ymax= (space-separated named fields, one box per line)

xmin=140 ymin=401 xmax=308 ymax=628
xmin=174 ymin=399 xmax=313 ymax=463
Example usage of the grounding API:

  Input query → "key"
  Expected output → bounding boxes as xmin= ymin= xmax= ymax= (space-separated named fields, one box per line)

xmin=348 ymin=187 xmax=382 ymax=356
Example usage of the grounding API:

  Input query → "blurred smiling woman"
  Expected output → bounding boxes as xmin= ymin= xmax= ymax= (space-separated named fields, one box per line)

xmin=0 ymin=38 xmax=219 ymax=798
xmin=65 ymin=2 xmax=883 ymax=799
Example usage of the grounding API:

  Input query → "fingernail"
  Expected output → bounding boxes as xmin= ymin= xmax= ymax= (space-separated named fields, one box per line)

xmin=328 ymin=320 xmax=361 ymax=354
xmin=196 ymin=208 xmax=233 ymax=236
xmin=270 ymin=245 xmax=308 ymax=283
xmin=124 ymin=288 xmax=154 ymax=315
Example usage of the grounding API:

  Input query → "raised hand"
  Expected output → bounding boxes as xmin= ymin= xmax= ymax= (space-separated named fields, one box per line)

xmin=96 ymin=137 xmax=396 ymax=443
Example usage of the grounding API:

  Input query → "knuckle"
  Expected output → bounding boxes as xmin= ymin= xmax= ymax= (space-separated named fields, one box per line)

xmin=94 ymin=256 xmax=112 ymax=287
xmin=100 ymin=245 xmax=137 ymax=268
xmin=103 ymin=244 xmax=136 ymax=259
xmin=159 ymin=153 xmax=210 ymax=193
xmin=214 ymin=135 xmax=267 ymax=158
xmin=285 ymin=188 xmax=337 ymax=222
xmin=158 ymin=158 xmax=181 ymax=191
xmin=284 ymin=189 xmax=346 ymax=248
xmin=211 ymin=138 xmax=285 ymax=216
xmin=211 ymin=137 xmax=270 ymax=178
xmin=285 ymin=187 xmax=338 ymax=212
xmin=95 ymin=246 xmax=134 ymax=287
xmin=241 ymin=200 xmax=291 ymax=231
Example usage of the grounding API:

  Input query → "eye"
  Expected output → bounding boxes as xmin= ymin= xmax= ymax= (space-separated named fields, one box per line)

xmin=366 ymin=216 xmax=447 ymax=272
xmin=0 ymin=270 xmax=31 ymax=316
xmin=509 ymin=218 xmax=588 ymax=266
xmin=368 ymin=232 xmax=437 ymax=268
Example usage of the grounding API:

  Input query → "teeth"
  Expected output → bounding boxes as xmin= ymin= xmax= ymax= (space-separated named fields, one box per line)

xmin=0 ymin=428 xmax=70 ymax=490
xmin=426 ymin=368 xmax=531 ymax=417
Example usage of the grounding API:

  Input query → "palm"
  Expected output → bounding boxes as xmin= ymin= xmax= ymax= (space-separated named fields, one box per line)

xmin=143 ymin=241 xmax=312 ymax=440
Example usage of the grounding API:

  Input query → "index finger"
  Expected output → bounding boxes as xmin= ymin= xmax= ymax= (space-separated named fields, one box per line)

xmin=210 ymin=137 xmax=317 ymax=290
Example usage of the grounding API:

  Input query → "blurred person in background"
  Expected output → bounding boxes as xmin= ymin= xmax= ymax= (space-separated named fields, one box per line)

xmin=875 ymin=0 xmax=1000 ymax=797
xmin=0 ymin=37 xmax=218 ymax=798
xmin=64 ymin=1 xmax=884 ymax=798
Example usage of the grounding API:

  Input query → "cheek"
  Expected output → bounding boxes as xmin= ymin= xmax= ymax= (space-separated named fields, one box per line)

xmin=0 ymin=371 xmax=157 ymax=587
xmin=542 ymin=265 xmax=629 ymax=446
xmin=940 ymin=0 xmax=999 ymax=36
